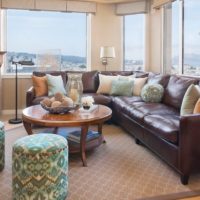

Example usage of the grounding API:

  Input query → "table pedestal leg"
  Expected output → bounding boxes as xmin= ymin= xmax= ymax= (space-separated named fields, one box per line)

xmin=98 ymin=123 xmax=106 ymax=143
xmin=23 ymin=121 xmax=33 ymax=135
xmin=80 ymin=125 xmax=88 ymax=167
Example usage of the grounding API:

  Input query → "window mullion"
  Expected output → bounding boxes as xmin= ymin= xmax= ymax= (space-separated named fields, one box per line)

xmin=179 ymin=0 xmax=184 ymax=74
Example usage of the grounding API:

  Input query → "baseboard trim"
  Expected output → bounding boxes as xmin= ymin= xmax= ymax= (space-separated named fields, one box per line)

xmin=2 ymin=109 xmax=23 ymax=115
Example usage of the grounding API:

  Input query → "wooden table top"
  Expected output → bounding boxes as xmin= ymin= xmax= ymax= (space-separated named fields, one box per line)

xmin=22 ymin=104 xmax=112 ymax=127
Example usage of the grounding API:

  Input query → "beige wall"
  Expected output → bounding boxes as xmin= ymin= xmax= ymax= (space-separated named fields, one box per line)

xmin=2 ymin=78 xmax=32 ymax=110
xmin=148 ymin=6 xmax=162 ymax=73
xmin=91 ymin=3 xmax=123 ymax=71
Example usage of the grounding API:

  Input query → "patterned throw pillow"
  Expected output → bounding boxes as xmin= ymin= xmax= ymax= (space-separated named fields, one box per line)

xmin=180 ymin=84 xmax=200 ymax=116
xmin=46 ymin=74 xmax=66 ymax=96
xmin=141 ymin=84 xmax=164 ymax=103
xmin=110 ymin=80 xmax=134 ymax=96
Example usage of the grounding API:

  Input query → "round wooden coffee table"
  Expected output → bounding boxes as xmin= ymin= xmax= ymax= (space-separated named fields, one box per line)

xmin=22 ymin=104 xmax=112 ymax=166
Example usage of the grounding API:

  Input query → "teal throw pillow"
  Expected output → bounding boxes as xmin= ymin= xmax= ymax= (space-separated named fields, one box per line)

xmin=46 ymin=74 xmax=66 ymax=96
xmin=110 ymin=80 xmax=134 ymax=96
xmin=141 ymin=84 xmax=164 ymax=103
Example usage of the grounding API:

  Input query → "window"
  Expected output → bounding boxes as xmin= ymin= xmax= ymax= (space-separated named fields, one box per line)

xmin=163 ymin=1 xmax=180 ymax=74
xmin=124 ymin=14 xmax=145 ymax=71
xmin=163 ymin=0 xmax=200 ymax=76
xmin=184 ymin=0 xmax=200 ymax=76
xmin=5 ymin=9 xmax=87 ymax=74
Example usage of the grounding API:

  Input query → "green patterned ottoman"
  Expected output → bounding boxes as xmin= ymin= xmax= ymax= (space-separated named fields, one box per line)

xmin=0 ymin=121 xmax=5 ymax=171
xmin=12 ymin=134 xmax=68 ymax=200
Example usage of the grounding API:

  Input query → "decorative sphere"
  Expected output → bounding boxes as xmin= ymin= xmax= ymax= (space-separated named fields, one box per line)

xmin=62 ymin=97 xmax=74 ymax=106
xmin=41 ymin=98 xmax=52 ymax=107
xmin=51 ymin=101 xmax=62 ymax=108
xmin=54 ymin=92 xmax=64 ymax=102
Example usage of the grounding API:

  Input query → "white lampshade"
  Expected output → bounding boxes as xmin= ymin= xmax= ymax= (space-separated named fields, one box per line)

xmin=100 ymin=46 xmax=116 ymax=58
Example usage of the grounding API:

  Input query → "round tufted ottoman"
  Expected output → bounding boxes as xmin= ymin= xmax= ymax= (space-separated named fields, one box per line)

xmin=0 ymin=121 xmax=5 ymax=171
xmin=12 ymin=134 xmax=68 ymax=200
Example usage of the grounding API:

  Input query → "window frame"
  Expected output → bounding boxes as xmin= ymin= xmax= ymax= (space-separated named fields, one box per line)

xmin=162 ymin=0 xmax=200 ymax=77
xmin=1 ymin=9 xmax=90 ymax=77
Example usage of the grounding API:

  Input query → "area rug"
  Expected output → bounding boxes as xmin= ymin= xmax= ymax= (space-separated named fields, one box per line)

xmin=1 ymin=125 xmax=200 ymax=200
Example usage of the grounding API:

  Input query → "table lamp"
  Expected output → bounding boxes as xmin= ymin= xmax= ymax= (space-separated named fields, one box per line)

xmin=100 ymin=46 xmax=115 ymax=71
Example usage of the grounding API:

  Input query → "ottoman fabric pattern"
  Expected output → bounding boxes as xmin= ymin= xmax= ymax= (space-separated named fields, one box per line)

xmin=0 ymin=122 xmax=5 ymax=171
xmin=12 ymin=134 xmax=68 ymax=200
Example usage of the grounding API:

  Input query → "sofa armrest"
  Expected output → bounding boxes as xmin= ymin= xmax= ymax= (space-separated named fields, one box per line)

xmin=180 ymin=113 xmax=200 ymax=143
xmin=26 ymin=86 xmax=35 ymax=107
xmin=179 ymin=114 xmax=200 ymax=178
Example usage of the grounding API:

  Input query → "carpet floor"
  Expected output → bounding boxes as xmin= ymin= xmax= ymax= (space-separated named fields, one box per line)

xmin=1 ymin=124 xmax=200 ymax=200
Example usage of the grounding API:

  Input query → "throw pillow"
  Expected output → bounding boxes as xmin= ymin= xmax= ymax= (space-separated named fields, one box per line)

xmin=46 ymin=74 xmax=66 ymax=96
xmin=110 ymin=80 xmax=134 ymax=96
xmin=180 ymin=84 xmax=200 ymax=116
xmin=97 ymin=74 xmax=119 ymax=94
xmin=32 ymin=75 xmax=48 ymax=97
xmin=133 ymin=77 xmax=148 ymax=96
xmin=141 ymin=84 xmax=164 ymax=103
xmin=193 ymin=98 xmax=200 ymax=114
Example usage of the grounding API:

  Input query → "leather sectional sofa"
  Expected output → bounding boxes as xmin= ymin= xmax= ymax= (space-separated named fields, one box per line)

xmin=26 ymin=70 xmax=200 ymax=185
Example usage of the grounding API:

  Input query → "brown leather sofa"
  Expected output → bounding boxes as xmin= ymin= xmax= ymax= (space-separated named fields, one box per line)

xmin=26 ymin=70 xmax=200 ymax=185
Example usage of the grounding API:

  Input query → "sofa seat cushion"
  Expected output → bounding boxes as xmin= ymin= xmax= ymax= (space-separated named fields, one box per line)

xmin=112 ymin=96 xmax=143 ymax=111
xmin=132 ymin=103 xmax=180 ymax=116
xmin=83 ymin=93 xmax=112 ymax=106
xmin=116 ymin=100 xmax=179 ymax=125
xmin=125 ymin=103 xmax=178 ymax=124
xmin=143 ymin=115 xmax=180 ymax=144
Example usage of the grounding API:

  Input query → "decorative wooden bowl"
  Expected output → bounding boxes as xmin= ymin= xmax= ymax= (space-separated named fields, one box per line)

xmin=40 ymin=102 xmax=78 ymax=114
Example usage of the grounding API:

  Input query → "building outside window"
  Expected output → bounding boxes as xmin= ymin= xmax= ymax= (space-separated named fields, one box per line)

xmin=124 ymin=14 xmax=145 ymax=71
xmin=163 ymin=0 xmax=200 ymax=76
xmin=4 ymin=9 xmax=87 ymax=74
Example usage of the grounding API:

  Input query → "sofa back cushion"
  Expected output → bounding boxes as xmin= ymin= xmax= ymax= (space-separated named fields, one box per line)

xmin=82 ymin=71 xmax=99 ymax=93
xmin=65 ymin=71 xmax=99 ymax=93
xmin=100 ymin=71 xmax=133 ymax=76
xmin=163 ymin=75 xmax=198 ymax=109
xmin=33 ymin=71 xmax=67 ymax=87
xmin=147 ymin=73 xmax=170 ymax=88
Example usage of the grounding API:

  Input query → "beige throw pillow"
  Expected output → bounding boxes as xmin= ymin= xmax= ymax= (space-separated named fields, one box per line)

xmin=180 ymin=84 xmax=200 ymax=116
xmin=193 ymin=98 xmax=200 ymax=114
xmin=133 ymin=77 xmax=148 ymax=96
xmin=97 ymin=74 xmax=119 ymax=94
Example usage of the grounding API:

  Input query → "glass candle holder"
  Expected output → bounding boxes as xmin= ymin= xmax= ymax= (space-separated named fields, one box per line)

xmin=66 ymin=73 xmax=83 ymax=105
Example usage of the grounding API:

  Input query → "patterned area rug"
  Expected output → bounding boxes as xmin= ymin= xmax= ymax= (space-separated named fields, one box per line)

xmin=1 ymin=125 xmax=200 ymax=200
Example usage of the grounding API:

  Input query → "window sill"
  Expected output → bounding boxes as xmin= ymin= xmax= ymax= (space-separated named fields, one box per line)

xmin=2 ymin=74 xmax=32 ymax=79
